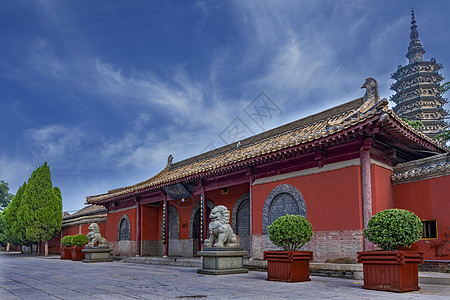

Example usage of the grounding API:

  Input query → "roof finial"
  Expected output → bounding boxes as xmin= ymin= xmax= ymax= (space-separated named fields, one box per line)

xmin=410 ymin=9 xmax=418 ymax=40
xmin=406 ymin=8 xmax=425 ymax=63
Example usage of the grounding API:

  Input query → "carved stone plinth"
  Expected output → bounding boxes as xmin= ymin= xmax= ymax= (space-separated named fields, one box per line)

xmin=197 ymin=247 xmax=248 ymax=275
xmin=82 ymin=246 xmax=113 ymax=263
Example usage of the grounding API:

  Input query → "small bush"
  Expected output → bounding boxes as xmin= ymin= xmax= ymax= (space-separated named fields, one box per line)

xmin=268 ymin=214 xmax=313 ymax=251
xmin=61 ymin=235 xmax=73 ymax=247
xmin=364 ymin=209 xmax=422 ymax=251
xmin=71 ymin=234 xmax=88 ymax=247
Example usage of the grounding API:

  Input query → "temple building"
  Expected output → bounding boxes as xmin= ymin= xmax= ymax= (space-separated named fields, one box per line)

xmin=391 ymin=10 xmax=449 ymax=138
xmin=85 ymin=78 xmax=450 ymax=262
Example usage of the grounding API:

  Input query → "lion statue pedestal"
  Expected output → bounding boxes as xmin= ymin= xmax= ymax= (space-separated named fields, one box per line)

xmin=197 ymin=205 xmax=248 ymax=275
xmin=82 ymin=223 xmax=113 ymax=263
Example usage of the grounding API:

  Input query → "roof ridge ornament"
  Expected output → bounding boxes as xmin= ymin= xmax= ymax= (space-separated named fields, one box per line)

xmin=361 ymin=77 xmax=380 ymax=104
xmin=166 ymin=155 xmax=173 ymax=171
xmin=327 ymin=78 xmax=387 ymax=129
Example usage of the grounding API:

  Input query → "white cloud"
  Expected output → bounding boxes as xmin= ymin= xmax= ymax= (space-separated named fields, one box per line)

xmin=24 ymin=125 xmax=86 ymax=160
xmin=92 ymin=59 xmax=239 ymax=131
xmin=0 ymin=155 xmax=34 ymax=194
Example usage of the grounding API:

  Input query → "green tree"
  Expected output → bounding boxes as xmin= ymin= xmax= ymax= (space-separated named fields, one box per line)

xmin=402 ymin=118 xmax=423 ymax=131
xmin=0 ymin=212 xmax=7 ymax=247
xmin=0 ymin=180 xmax=14 ymax=211
xmin=435 ymin=82 xmax=450 ymax=144
xmin=20 ymin=162 xmax=62 ymax=256
xmin=3 ymin=183 xmax=29 ymax=249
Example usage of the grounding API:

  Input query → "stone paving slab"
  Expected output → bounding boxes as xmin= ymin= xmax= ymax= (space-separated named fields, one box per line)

xmin=1 ymin=251 xmax=450 ymax=299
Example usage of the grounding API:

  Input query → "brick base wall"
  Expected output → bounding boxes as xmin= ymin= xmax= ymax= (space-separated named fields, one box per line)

xmin=251 ymin=230 xmax=363 ymax=261
xmin=109 ymin=240 xmax=136 ymax=257
xmin=304 ymin=230 xmax=363 ymax=261
xmin=419 ymin=261 xmax=450 ymax=273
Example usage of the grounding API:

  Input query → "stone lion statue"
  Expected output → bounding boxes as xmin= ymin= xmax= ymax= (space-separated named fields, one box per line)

xmin=204 ymin=205 xmax=239 ymax=248
xmin=87 ymin=223 xmax=109 ymax=248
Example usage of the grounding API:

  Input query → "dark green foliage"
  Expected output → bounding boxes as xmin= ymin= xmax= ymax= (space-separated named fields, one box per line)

xmin=61 ymin=235 xmax=73 ymax=247
xmin=268 ymin=214 xmax=313 ymax=251
xmin=440 ymin=81 xmax=450 ymax=92
xmin=2 ymin=183 xmax=29 ymax=246
xmin=364 ymin=209 xmax=423 ymax=251
xmin=19 ymin=162 xmax=63 ymax=244
xmin=0 ymin=213 xmax=7 ymax=246
xmin=434 ymin=129 xmax=450 ymax=144
xmin=434 ymin=81 xmax=450 ymax=144
xmin=402 ymin=118 xmax=423 ymax=130
xmin=71 ymin=234 xmax=88 ymax=247
xmin=0 ymin=180 xmax=14 ymax=211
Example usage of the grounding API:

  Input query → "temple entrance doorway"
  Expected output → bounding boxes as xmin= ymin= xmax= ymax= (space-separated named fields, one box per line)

xmin=190 ymin=200 xmax=213 ymax=257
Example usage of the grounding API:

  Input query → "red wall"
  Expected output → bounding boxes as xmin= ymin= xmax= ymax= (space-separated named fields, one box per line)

xmin=107 ymin=208 xmax=136 ymax=242
xmin=141 ymin=205 xmax=160 ymax=240
xmin=371 ymin=164 xmax=394 ymax=214
xmin=252 ymin=165 xmax=363 ymax=234
xmin=63 ymin=225 xmax=80 ymax=236
xmin=38 ymin=232 xmax=62 ymax=254
xmin=62 ymin=222 xmax=107 ymax=237
xmin=393 ymin=175 xmax=450 ymax=260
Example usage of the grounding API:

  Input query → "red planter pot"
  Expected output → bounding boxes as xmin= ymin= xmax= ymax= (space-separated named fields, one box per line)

xmin=60 ymin=247 xmax=72 ymax=260
xmin=264 ymin=251 xmax=313 ymax=283
xmin=357 ymin=250 xmax=423 ymax=292
xmin=70 ymin=246 xmax=85 ymax=261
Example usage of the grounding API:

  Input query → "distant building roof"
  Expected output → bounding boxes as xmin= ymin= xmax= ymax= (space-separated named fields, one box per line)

xmin=62 ymin=205 xmax=107 ymax=227
xmin=392 ymin=153 xmax=450 ymax=184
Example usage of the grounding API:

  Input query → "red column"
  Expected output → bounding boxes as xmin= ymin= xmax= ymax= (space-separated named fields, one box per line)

xmin=136 ymin=196 xmax=141 ymax=256
xmin=163 ymin=195 xmax=168 ymax=257
xmin=200 ymin=187 xmax=206 ymax=250
xmin=249 ymin=169 xmax=255 ymax=257
xmin=360 ymin=138 xmax=374 ymax=250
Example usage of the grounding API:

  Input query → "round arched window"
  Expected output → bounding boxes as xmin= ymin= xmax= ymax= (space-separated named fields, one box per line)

xmin=268 ymin=192 xmax=299 ymax=226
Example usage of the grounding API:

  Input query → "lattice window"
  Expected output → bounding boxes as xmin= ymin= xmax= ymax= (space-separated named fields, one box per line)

xmin=422 ymin=219 xmax=437 ymax=239
xmin=168 ymin=206 xmax=180 ymax=239
xmin=118 ymin=216 xmax=130 ymax=241
xmin=236 ymin=199 xmax=250 ymax=238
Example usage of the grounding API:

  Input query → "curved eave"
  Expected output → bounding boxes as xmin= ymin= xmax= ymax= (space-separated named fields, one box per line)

xmin=380 ymin=111 xmax=448 ymax=154
xmin=87 ymin=118 xmax=381 ymax=204
xmin=87 ymin=108 xmax=447 ymax=205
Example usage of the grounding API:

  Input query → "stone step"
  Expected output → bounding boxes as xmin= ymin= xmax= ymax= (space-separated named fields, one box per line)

xmin=122 ymin=256 xmax=450 ymax=285
xmin=122 ymin=256 xmax=202 ymax=267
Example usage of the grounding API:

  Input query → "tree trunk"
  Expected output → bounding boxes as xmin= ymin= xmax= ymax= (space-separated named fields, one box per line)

xmin=30 ymin=244 xmax=33 ymax=255
xmin=45 ymin=241 xmax=48 ymax=256
xmin=6 ymin=243 xmax=10 ymax=252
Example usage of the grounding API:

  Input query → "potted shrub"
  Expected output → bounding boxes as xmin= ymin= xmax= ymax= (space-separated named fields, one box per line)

xmin=263 ymin=214 xmax=313 ymax=282
xmin=357 ymin=209 xmax=423 ymax=292
xmin=60 ymin=235 xmax=73 ymax=259
xmin=70 ymin=234 xmax=88 ymax=261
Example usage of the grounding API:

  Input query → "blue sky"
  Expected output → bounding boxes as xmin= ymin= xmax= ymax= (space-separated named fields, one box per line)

xmin=1 ymin=0 xmax=450 ymax=213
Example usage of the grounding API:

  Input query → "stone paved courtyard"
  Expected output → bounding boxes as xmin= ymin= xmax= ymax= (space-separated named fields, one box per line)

xmin=1 ymin=252 xmax=449 ymax=299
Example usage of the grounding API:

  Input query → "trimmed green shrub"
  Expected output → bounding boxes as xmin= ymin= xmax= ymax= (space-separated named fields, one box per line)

xmin=61 ymin=235 xmax=73 ymax=247
xmin=71 ymin=234 xmax=88 ymax=247
xmin=268 ymin=214 xmax=313 ymax=251
xmin=364 ymin=209 xmax=422 ymax=251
